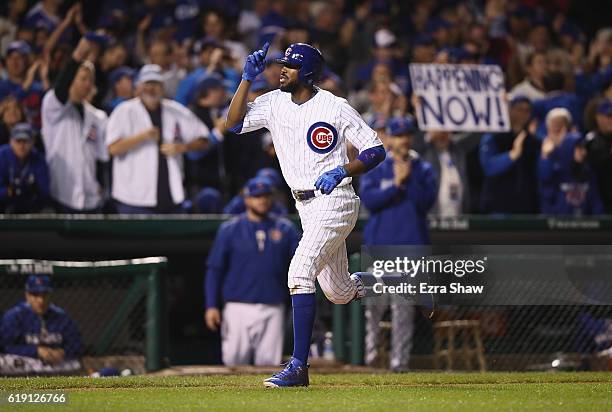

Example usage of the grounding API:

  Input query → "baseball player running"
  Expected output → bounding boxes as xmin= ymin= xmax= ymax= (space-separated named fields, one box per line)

xmin=226 ymin=42 xmax=386 ymax=387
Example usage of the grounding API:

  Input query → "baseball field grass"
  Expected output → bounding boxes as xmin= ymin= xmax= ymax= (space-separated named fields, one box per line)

xmin=1 ymin=372 xmax=611 ymax=411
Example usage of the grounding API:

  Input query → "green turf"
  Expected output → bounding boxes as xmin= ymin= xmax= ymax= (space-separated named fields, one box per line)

xmin=1 ymin=372 xmax=611 ymax=411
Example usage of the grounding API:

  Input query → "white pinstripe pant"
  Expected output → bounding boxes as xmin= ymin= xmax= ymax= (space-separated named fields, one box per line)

xmin=288 ymin=185 xmax=360 ymax=303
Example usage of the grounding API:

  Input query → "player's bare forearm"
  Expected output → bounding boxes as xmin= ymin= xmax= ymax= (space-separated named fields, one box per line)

xmin=342 ymin=158 xmax=368 ymax=177
xmin=225 ymin=80 xmax=252 ymax=129
xmin=108 ymin=129 xmax=157 ymax=156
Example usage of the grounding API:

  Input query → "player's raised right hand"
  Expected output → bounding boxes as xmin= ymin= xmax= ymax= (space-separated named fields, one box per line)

xmin=242 ymin=42 xmax=270 ymax=82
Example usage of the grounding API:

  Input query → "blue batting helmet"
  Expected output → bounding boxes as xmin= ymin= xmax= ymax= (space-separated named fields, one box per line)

xmin=276 ymin=43 xmax=324 ymax=84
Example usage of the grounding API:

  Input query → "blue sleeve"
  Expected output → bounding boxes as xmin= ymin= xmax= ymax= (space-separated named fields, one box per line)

xmin=35 ymin=156 xmax=51 ymax=199
xmin=405 ymin=163 xmax=438 ymax=213
xmin=204 ymin=225 xmax=231 ymax=309
xmin=1 ymin=311 xmax=38 ymax=358
xmin=357 ymin=145 xmax=386 ymax=172
xmin=479 ymin=133 xmax=515 ymax=177
xmin=359 ymin=168 xmax=404 ymax=213
xmin=175 ymin=74 xmax=196 ymax=106
xmin=60 ymin=315 xmax=82 ymax=358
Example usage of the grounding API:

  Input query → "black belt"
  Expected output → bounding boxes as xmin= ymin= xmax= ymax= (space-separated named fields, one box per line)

xmin=292 ymin=189 xmax=317 ymax=201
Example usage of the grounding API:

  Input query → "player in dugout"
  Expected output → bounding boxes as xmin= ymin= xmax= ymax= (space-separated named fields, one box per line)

xmin=0 ymin=275 xmax=82 ymax=376
xmin=204 ymin=177 xmax=300 ymax=366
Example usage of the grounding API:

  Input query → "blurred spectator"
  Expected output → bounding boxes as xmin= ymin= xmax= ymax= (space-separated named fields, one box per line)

xmin=236 ymin=0 xmax=271 ymax=50
xmin=0 ymin=0 xmax=28 ymax=56
xmin=360 ymin=117 xmax=437 ymax=245
xmin=0 ymin=123 xmax=49 ymax=213
xmin=93 ymin=42 xmax=129 ymax=108
xmin=350 ymin=28 xmax=409 ymax=92
xmin=175 ymin=38 xmax=239 ymax=106
xmin=138 ymin=38 xmax=185 ymax=99
xmin=480 ymin=97 xmax=541 ymax=214
xmin=23 ymin=0 xmax=63 ymax=35
xmin=0 ymin=41 xmax=49 ymax=128
xmin=360 ymin=117 xmax=436 ymax=372
xmin=106 ymin=64 xmax=212 ymax=214
xmin=538 ymin=108 xmax=603 ymax=215
xmin=361 ymin=80 xmax=402 ymax=128
xmin=510 ymin=51 xmax=548 ymax=101
xmin=586 ymin=100 xmax=612 ymax=213
xmin=173 ymin=0 xmax=205 ymax=44
xmin=421 ymin=131 xmax=480 ymax=217
xmin=0 ymin=95 xmax=26 ymax=146
xmin=191 ymin=186 xmax=223 ymax=213
xmin=184 ymin=74 xmax=227 ymax=195
xmin=199 ymin=9 xmax=247 ymax=71
xmin=103 ymin=66 xmax=134 ymax=113
xmin=0 ymin=274 xmax=82 ymax=375
xmin=533 ymin=70 xmax=583 ymax=133
xmin=41 ymin=36 xmax=109 ymax=213
xmin=410 ymin=34 xmax=437 ymax=64
xmin=223 ymin=173 xmax=288 ymax=216
xmin=204 ymin=177 xmax=299 ymax=366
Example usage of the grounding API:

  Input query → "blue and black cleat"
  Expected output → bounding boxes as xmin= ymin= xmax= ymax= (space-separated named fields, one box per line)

xmin=263 ymin=357 xmax=309 ymax=387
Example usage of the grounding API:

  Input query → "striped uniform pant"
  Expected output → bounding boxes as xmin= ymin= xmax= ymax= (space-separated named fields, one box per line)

xmin=365 ymin=295 xmax=415 ymax=370
xmin=288 ymin=185 xmax=360 ymax=303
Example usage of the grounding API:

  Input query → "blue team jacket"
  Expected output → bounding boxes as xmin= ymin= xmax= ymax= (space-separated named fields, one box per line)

xmin=205 ymin=214 xmax=300 ymax=308
xmin=360 ymin=153 xmax=437 ymax=245
xmin=538 ymin=133 xmax=603 ymax=215
xmin=1 ymin=301 xmax=82 ymax=359
xmin=0 ymin=144 xmax=50 ymax=212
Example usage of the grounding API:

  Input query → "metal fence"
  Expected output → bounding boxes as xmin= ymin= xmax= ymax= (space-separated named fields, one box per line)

xmin=0 ymin=258 xmax=166 ymax=375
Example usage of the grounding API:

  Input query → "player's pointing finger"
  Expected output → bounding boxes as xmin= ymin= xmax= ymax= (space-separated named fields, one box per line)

xmin=262 ymin=42 xmax=270 ymax=57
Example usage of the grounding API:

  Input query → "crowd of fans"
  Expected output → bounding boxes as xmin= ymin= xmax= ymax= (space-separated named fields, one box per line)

xmin=0 ymin=0 xmax=611 ymax=216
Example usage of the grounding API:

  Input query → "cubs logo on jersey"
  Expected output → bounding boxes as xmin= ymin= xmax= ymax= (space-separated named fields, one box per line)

xmin=307 ymin=122 xmax=338 ymax=154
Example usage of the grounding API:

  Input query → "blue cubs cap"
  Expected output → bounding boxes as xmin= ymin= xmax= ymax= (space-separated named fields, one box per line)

xmin=596 ymin=100 xmax=612 ymax=116
xmin=137 ymin=64 xmax=163 ymax=85
xmin=25 ymin=275 xmax=53 ymax=293
xmin=256 ymin=168 xmax=282 ymax=188
xmin=10 ymin=123 xmax=33 ymax=141
xmin=6 ymin=40 xmax=31 ymax=57
xmin=387 ymin=117 xmax=417 ymax=136
xmin=109 ymin=66 xmax=135 ymax=87
xmin=244 ymin=177 xmax=273 ymax=197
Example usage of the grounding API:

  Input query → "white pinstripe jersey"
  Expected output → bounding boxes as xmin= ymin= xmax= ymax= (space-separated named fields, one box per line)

xmin=239 ymin=87 xmax=382 ymax=190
